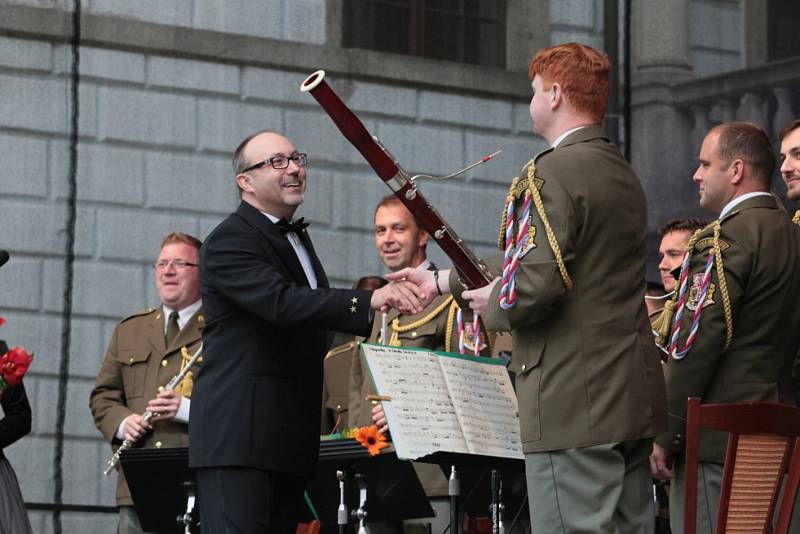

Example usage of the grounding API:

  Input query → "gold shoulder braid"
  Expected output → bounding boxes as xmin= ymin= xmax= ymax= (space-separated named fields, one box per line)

xmin=525 ymin=160 xmax=572 ymax=290
xmin=653 ymin=221 xmax=733 ymax=352
xmin=445 ymin=300 xmax=459 ymax=353
xmin=173 ymin=345 xmax=195 ymax=398
xmin=388 ymin=295 xmax=454 ymax=347
xmin=711 ymin=221 xmax=734 ymax=351
xmin=793 ymin=210 xmax=800 ymax=225
xmin=497 ymin=177 xmax=520 ymax=251
xmin=653 ymin=227 xmax=704 ymax=349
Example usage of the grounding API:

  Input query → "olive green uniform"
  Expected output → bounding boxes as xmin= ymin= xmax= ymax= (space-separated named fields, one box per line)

xmin=656 ymin=195 xmax=800 ymax=533
xmin=452 ymin=126 xmax=667 ymax=533
xmin=90 ymin=307 xmax=204 ymax=506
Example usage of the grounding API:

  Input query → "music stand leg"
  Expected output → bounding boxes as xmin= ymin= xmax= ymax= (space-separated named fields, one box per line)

xmin=177 ymin=482 xmax=197 ymax=534
xmin=337 ymin=470 xmax=348 ymax=534
xmin=449 ymin=466 xmax=460 ymax=534
xmin=355 ymin=474 xmax=369 ymax=534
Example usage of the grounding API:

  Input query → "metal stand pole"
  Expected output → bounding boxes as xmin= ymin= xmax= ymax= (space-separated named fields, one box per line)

xmin=176 ymin=481 xmax=197 ymax=534
xmin=337 ymin=470 xmax=348 ymax=534
xmin=355 ymin=474 xmax=369 ymax=534
xmin=449 ymin=465 xmax=460 ymax=534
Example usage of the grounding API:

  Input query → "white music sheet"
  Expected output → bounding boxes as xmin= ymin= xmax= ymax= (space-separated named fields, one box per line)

xmin=361 ymin=344 xmax=522 ymax=461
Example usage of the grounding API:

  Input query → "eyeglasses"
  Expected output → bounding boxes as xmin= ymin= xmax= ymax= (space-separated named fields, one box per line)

xmin=241 ymin=153 xmax=308 ymax=173
xmin=153 ymin=259 xmax=199 ymax=270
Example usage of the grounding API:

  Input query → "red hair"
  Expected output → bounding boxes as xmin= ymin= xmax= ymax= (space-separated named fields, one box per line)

xmin=528 ymin=43 xmax=610 ymax=123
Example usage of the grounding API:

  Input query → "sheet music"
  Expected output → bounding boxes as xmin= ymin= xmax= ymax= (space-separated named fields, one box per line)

xmin=361 ymin=344 xmax=522 ymax=461
xmin=362 ymin=344 xmax=469 ymax=460
xmin=438 ymin=355 xmax=524 ymax=459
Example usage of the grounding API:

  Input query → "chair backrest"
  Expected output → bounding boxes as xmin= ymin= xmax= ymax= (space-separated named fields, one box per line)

xmin=683 ymin=397 xmax=800 ymax=534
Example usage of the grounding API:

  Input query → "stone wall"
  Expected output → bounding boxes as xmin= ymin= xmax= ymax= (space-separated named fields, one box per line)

xmin=0 ymin=1 xmax=543 ymax=530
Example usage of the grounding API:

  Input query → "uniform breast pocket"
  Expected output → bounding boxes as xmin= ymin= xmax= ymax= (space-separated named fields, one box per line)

xmin=396 ymin=321 xmax=439 ymax=345
xmin=115 ymin=350 xmax=152 ymax=399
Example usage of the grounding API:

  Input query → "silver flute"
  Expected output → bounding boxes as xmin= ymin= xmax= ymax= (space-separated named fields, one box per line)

xmin=102 ymin=343 xmax=203 ymax=476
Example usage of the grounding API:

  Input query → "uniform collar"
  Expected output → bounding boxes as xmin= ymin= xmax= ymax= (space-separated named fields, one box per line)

xmin=719 ymin=191 xmax=774 ymax=221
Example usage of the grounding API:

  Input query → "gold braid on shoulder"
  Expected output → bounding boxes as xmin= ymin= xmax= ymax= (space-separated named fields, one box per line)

xmin=497 ymin=177 xmax=520 ymax=251
xmin=653 ymin=226 xmax=705 ymax=348
xmin=388 ymin=295 xmax=454 ymax=347
xmin=653 ymin=221 xmax=733 ymax=352
xmin=524 ymin=160 xmax=573 ymax=290
xmin=793 ymin=210 xmax=800 ymax=225
xmin=711 ymin=221 xmax=734 ymax=350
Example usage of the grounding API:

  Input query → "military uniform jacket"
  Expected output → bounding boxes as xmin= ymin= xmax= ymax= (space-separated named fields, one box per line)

xmin=89 ymin=306 xmax=204 ymax=505
xmin=655 ymin=195 xmax=800 ymax=463
xmin=452 ymin=125 xmax=668 ymax=454
xmin=321 ymin=338 xmax=360 ymax=434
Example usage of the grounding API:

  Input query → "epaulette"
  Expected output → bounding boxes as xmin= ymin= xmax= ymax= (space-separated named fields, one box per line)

xmin=119 ymin=307 xmax=157 ymax=323
xmin=325 ymin=340 xmax=358 ymax=359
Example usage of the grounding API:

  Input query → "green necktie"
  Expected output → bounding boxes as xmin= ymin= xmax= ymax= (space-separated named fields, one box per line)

xmin=165 ymin=311 xmax=180 ymax=347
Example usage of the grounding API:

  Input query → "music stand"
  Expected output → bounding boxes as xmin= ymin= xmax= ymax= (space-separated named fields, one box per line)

xmin=120 ymin=447 xmax=197 ymax=533
xmin=416 ymin=451 xmax=527 ymax=531
xmin=304 ymin=439 xmax=433 ymax=529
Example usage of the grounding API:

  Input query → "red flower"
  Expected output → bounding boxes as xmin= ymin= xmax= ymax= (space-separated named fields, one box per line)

xmin=0 ymin=347 xmax=33 ymax=387
xmin=354 ymin=425 xmax=389 ymax=456
xmin=0 ymin=316 xmax=5 ymax=327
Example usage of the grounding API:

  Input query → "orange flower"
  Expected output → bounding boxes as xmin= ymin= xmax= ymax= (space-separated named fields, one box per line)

xmin=354 ymin=425 xmax=389 ymax=456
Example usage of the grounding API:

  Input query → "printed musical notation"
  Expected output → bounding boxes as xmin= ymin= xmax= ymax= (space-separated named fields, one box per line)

xmin=361 ymin=344 xmax=523 ymax=461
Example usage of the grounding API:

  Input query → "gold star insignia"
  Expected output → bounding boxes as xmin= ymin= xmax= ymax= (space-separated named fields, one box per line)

xmin=350 ymin=306 xmax=357 ymax=313
xmin=351 ymin=297 xmax=359 ymax=305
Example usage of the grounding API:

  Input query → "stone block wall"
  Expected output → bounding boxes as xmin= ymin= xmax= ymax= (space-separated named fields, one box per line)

xmin=0 ymin=2 xmax=542 ymax=529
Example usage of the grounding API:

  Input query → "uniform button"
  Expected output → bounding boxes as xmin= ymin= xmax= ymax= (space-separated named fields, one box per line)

xmin=674 ymin=439 xmax=681 ymax=445
xmin=411 ymin=332 xmax=418 ymax=338
xmin=336 ymin=404 xmax=342 ymax=411
xmin=521 ymin=364 xmax=527 ymax=371
xmin=129 ymin=357 xmax=134 ymax=363
xmin=676 ymin=434 xmax=682 ymax=439
xmin=161 ymin=360 xmax=168 ymax=367
xmin=155 ymin=441 xmax=162 ymax=448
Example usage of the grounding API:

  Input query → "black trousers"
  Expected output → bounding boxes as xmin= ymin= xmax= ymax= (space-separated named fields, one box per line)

xmin=196 ymin=466 xmax=307 ymax=534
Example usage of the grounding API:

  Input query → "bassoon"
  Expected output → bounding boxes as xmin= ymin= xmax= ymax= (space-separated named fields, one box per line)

xmin=300 ymin=70 xmax=494 ymax=289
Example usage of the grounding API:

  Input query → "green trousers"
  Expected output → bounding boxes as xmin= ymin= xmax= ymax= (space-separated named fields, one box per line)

xmin=525 ymin=438 xmax=655 ymax=534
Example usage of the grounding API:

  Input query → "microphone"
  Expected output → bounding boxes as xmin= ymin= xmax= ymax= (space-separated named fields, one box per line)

xmin=0 ymin=250 xmax=8 ymax=268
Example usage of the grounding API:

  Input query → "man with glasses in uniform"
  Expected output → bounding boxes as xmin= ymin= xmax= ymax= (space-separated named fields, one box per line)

xmin=90 ymin=232 xmax=205 ymax=534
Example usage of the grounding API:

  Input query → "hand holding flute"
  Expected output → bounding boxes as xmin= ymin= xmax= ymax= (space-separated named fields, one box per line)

xmin=103 ymin=344 xmax=202 ymax=476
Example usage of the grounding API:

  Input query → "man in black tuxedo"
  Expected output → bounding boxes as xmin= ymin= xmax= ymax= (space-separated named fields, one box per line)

xmin=189 ymin=131 xmax=424 ymax=533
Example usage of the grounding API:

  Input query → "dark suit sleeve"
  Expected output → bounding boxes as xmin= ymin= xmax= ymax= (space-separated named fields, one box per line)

xmin=203 ymin=220 xmax=372 ymax=335
xmin=0 ymin=381 xmax=32 ymax=449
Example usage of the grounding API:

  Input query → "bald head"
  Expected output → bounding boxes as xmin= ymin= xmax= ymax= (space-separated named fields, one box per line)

xmin=233 ymin=132 xmax=307 ymax=219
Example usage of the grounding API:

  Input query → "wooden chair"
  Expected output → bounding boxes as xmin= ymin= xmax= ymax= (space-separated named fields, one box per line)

xmin=683 ymin=397 xmax=800 ymax=534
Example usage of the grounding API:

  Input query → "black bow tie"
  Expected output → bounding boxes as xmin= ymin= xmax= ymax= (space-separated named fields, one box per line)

xmin=276 ymin=217 xmax=309 ymax=234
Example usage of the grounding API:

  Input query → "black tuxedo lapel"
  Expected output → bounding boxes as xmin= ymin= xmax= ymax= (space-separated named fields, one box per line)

xmin=235 ymin=202 xmax=310 ymax=287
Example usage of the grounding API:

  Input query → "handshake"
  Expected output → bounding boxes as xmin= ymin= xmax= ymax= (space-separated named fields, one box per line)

xmin=367 ymin=268 xmax=500 ymax=316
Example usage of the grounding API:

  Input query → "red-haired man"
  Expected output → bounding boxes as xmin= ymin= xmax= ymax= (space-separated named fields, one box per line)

xmin=390 ymin=43 xmax=667 ymax=533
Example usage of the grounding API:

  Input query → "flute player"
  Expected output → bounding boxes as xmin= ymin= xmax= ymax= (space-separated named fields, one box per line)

xmin=90 ymin=232 xmax=204 ymax=534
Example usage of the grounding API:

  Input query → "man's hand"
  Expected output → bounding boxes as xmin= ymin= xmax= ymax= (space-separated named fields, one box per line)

xmin=650 ymin=442 xmax=673 ymax=480
xmin=122 ymin=413 xmax=152 ymax=442
xmin=370 ymin=280 xmax=426 ymax=314
xmin=146 ymin=389 xmax=182 ymax=423
xmin=461 ymin=278 xmax=500 ymax=315
xmin=371 ymin=403 xmax=389 ymax=434
xmin=385 ymin=268 xmax=441 ymax=303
